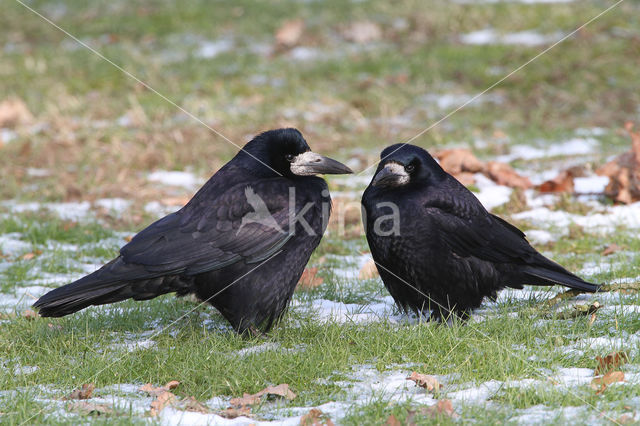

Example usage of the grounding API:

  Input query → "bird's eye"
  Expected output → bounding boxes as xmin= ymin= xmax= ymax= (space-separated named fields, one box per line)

xmin=285 ymin=154 xmax=295 ymax=162
xmin=405 ymin=164 xmax=415 ymax=173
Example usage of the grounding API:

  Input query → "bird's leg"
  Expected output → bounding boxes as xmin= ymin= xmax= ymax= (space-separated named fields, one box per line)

xmin=247 ymin=325 xmax=268 ymax=339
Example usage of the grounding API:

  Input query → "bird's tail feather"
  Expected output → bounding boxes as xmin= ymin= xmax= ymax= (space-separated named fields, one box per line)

xmin=521 ymin=265 xmax=599 ymax=293
xmin=33 ymin=257 xmax=190 ymax=317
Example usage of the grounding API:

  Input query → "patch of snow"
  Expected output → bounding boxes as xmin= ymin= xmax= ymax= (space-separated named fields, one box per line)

xmin=474 ymin=173 xmax=512 ymax=211
xmin=144 ymin=201 xmax=178 ymax=218
xmin=0 ymin=233 xmax=31 ymax=256
xmin=196 ymin=38 xmax=234 ymax=59
xmin=526 ymin=229 xmax=555 ymax=245
xmin=236 ymin=342 xmax=282 ymax=357
xmin=0 ymin=128 xmax=17 ymax=144
xmin=420 ymin=93 xmax=503 ymax=110
xmin=294 ymin=296 xmax=397 ymax=325
xmin=552 ymin=367 xmax=593 ymax=386
xmin=460 ymin=29 xmax=565 ymax=46
xmin=108 ymin=339 xmax=156 ymax=352
xmin=496 ymin=138 xmax=598 ymax=162
xmin=456 ymin=0 xmax=574 ymax=3
xmin=447 ymin=380 xmax=502 ymax=403
xmin=288 ymin=46 xmax=323 ymax=61
xmin=330 ymin=174 xmax=374 ymax=189
xmin=94 ymin=198 xmax=132 ymax=216
xmin=147 ymin=170 xmax=203 ymax=190
xmin=26 ymin=168 xmax=50 ymax=177
xmin=574 ymin=176 xmax=609 ymax=194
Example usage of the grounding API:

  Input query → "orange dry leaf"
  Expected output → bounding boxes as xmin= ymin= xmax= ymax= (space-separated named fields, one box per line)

xmin=595 ymin=352 xmax=629 ymax=376
xmin=150 ymin=391 xmax=176 ymax=417
xmin=139 ymin=380 xmax=180 ymax=396
xmin=297 ymin=267 xmax=324 ymax=290
xmin=229 ymin=383 xmax=297 ymax=409
xmin=182 ymin=396 xmax=210 ymax=413
xmin=358 ymin=259 xmax=379 ymax=280
xmin=486 ymin=161 xmax=532 ymax=189
xmin=596 ymin=122 xmax=640 ymax=204
xmin=424 ymin=399 xmax=457 ymax=418
xmin=161 ymin=197 xmax=190 ymax=207
xmin=538 ymin=166 xmax=586 ymax=193
xmin=591 ymin=370 xmax=624 ymax=394
xmin=275 ymin=19 xmax=304 ymax=47
xmin=602 ymin=243 xmax=622 ymax=257
xmin=384 ymin=414 xmax=402 ymax=426
xmin=0 ymin=97 xmax=33 ymax=128
xmin=342 ymin=21 xmax=382 ymax=43
xmin=22 ymin=309 xmax=38 ymax=320
xmin=219 ymin=406 xmax=252 ymax=419
xmin=67 ymin=401 xmax=113 ymax=416
xmin=300 ymin=408 xmax=335 ymax=426
xmin=65 ymin=383 xmax=96 ymax=400
xmin=435 ymin=148 xmax=485 ymax=175
xmin=406 ymin=372 xmax=442 ymax=392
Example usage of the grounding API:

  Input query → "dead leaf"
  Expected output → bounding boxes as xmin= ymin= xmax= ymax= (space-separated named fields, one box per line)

xmin=65 ymin=383 xmax=95 ymax=400
xmin=297 ymin=267 xmax=324 ymax=290
xmin=435 ymin=148 xmax=485 ymax=175
xmin=22 ymin=309 xmax=38 ymax=320
xmin=150 ymin=391 xmax=176 ymax=417
xmin=358 ymin=259 xmax=379 ymax=280
xmin=595 ymin=352 xmax=629 ymax=376
xmin=230 ymin=383 xmax=296 ymax=408
xmin=596 ymin=122 xmax=640 ymax=204
xmin=485 ymin=161 xmax=532 ymax=189
xmin=602 ymin=243 xmax=622 ymax=256
xmin=342 ymin=21 xmax=382 ymax=43
xmin=139 ymin=380 xmax=180 ymax=396
xmin=591 ymin=370 xmax=624 ymax=394
xmin=0 ymin=97 xmax=33 ymax=128
xmin=617 ymin=414 xmax=636 ymax=424
xmin=406 ymin=372 xmax=442 ymax=392
xmin=384 ymin=414 xmax=402 ymax=426
xmin=67 ymin=401 xmax=113 ymax=416
xmin=219 ymin=406 xmax=252 ymax=419
xmin=161 ymin=197 xmax=190 ymax=207
xmin=181 ymin=396 xmax=210 ymax=413
xmin=552 ymin=301 xmax=601 ymax=319
xmin=538 ymin=170 xmax=575 ymax=193
xmin=589 ymin=313 xmax=597 ymax=326
xmin=276 ymin=19 xmax=305 ymax=47
xmin=424 ymin=399 xmax=456 ymax=418
xmin=301 ymin=408 xmax=335 ymax=425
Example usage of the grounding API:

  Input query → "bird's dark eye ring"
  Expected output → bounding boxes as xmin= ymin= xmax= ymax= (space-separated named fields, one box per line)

xmin=285 ymin=154 xmax=295 ymax=162
xmin=405 ymin=164 xmax=415 ymax=173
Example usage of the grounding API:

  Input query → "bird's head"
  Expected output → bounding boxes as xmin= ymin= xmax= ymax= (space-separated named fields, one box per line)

xmin=240 ymin=128 xmax=353 ymax=178
xmin=370 ymin=143 xmax=446 ymax=189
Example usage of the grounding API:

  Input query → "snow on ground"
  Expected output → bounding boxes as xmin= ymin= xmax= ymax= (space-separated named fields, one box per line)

xmin=147 ymin=170 xmax=204 ymax=190
xmin=496 ymin=138 xmax=599 ymax=162
xmin=474 ymin=173 xmax=513 ymax=210
xmin=460 ymin=29 xmax=565 ymax=46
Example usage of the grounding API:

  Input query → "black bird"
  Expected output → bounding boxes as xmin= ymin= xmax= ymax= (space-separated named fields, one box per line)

xmin=361 ymin=144 xmax=599 ymax=322
xmin=34 ymin=128 xmax=352 ymax=333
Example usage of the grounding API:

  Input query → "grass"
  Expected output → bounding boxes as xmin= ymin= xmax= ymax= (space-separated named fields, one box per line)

xmin=1 ymin=0 xmax=640 ymax=423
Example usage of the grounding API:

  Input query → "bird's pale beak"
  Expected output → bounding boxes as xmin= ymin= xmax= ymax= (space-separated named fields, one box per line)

xmin=371 ymin=163 xmax=409 ymax=187
xmin=290 ymin=151 xmax=353 ymax=176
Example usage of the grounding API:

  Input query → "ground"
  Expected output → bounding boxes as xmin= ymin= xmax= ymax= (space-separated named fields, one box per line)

xmin=1 ymin=0 xmax=640 ymax=424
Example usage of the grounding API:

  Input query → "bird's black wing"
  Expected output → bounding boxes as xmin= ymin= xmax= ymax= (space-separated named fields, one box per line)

xmin=422 ymin=194 xmax=538 ymax=264
xmin=120 ymin=178 xmax=294 ymax=276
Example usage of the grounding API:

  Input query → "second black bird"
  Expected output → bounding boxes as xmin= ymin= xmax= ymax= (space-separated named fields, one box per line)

xmin=361 ymin=143 xmax=599 ymax=322
xmin=34 ymin=128 xmax=352 ymax=334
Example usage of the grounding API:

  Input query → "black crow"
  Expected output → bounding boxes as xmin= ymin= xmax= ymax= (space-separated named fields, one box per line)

xmin=361 ymin=144 xmax=599 ymax=321
xmin=34 ymin=128 xmax=352 ymax=333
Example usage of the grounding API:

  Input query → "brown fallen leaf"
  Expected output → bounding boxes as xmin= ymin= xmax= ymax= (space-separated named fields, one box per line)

xmin=276 ymin=19 xmax=305 ymax=47
xmin=301 ymin=408 xmax=335 ymax=426
xmin=591 ymin=370 xmax=624 ymax=394
xmin=297 ymin=267 xmax=324 ymax=290
xmin=230 ymin=383 xmax=297 ymax=408
xmin=537 ymin=166 xmax=587 ymax=194
xmin=65 ymin=383 xmax=96 ymax=400
xmin=424 ymin=399 xmax=457 ymax=418
xmin=596 ymin=122 xmax=640 ymax=204
xmin=552 ymin=301 xmax=601 ymax=320
xmin=358 ymin=259 xmax=379 ymax=280
xmin=22 ymin=309 xmax=38 ymax=320
xmin=435 ymin=148 xmax=485 ymax=175
xmin=161 ymin=197 xmax=190 ymax=207
xmin=595 ymin=352 xmax=629 ymax=376
xmin=602 ymin=243 xmax=622 ymax=256
xmin=22 ymin=252 xmax=36 ymax=260
xmin=150 ymin=391 xmax=176 ymax=417
xmin=342 ymin=21 xmax=382 ymax=43
xmin=384 ymin=414 xmax=402 ymax=426
xmin=219 ymin=406 xmax=252 ymax=419
xmin=0 ymin=97 xmax=33 ymax=128
xmin=617 ymin=414 xmax=636 ymax=424
xmin=485 ymin=161 xmax=532 ymax=189
xmin=406 ymin=372 xmax=442 ymax=392
xmin=139 ymin=380 xmax=180 ymax=396
xmin=589 ymin=313 xmax=597 ymax=326
xmin=182 ymin=396 xmax=211 ymax=413
xmin=67 ymin=401 xmax=113 ymax=416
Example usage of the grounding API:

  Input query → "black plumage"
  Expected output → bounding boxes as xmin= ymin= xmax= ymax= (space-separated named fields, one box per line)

xmin=361 ymin=143 xmax=599 ymax=321
xmin=34 ymin=128 xmax=352 ymax=333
